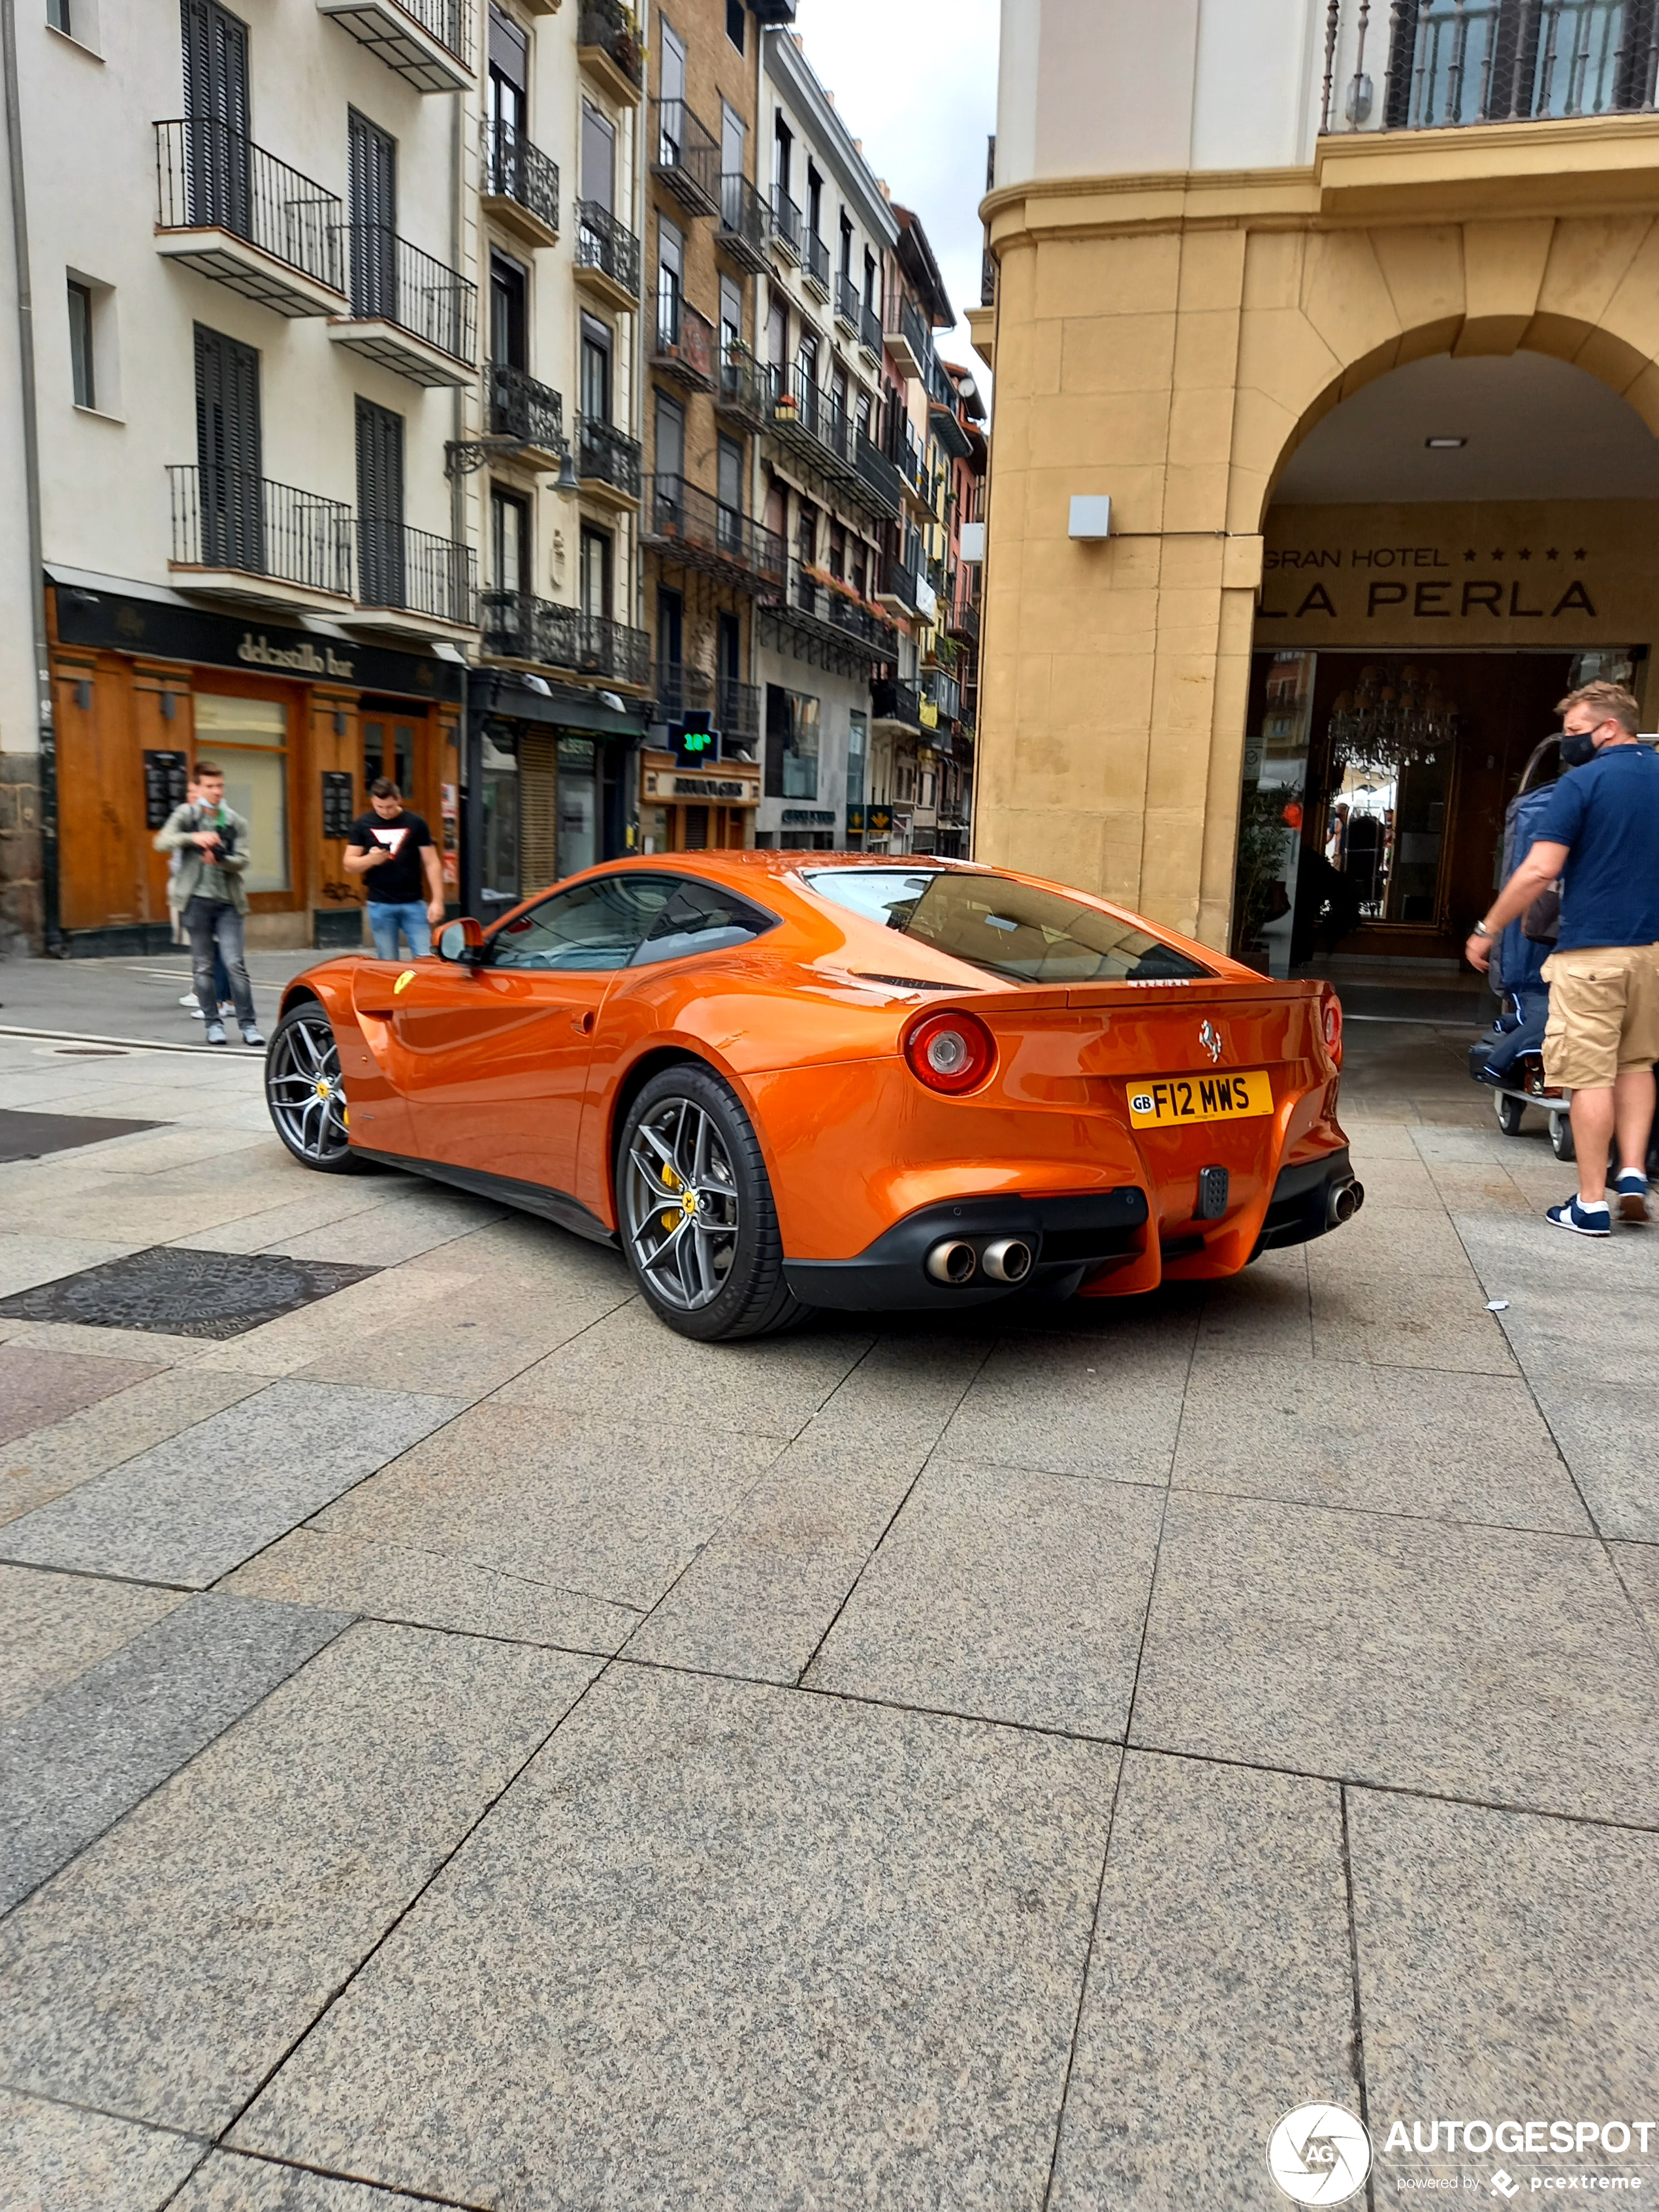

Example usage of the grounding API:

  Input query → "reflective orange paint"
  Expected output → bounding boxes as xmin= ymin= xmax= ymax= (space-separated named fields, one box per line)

xmin=280 ymin=852 xmax=1348 ymax=1293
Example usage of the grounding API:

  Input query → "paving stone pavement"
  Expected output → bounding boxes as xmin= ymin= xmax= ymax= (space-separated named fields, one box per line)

xmin=0 ymin=1008 xmax=1656 ymax=2209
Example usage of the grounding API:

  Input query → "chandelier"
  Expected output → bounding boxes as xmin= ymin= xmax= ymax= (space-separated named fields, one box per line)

xmin=1327 ymin=663 xmax=1460 ymax=777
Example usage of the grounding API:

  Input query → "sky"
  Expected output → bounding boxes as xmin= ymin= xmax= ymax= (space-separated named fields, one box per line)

xmin=790 ymin=0 xmax=1000 ymax=392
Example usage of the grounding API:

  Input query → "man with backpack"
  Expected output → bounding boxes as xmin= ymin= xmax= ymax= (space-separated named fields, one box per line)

xmin=1466 ymin=681 xmax=1659 ymax=1235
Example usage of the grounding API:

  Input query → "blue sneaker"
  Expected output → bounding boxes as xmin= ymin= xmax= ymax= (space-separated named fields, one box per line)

xmin=1547 ymin=1196 xmax=1611 ymax=1237
xmin=1615 ymin=1170 xmax=1650 ymax=1224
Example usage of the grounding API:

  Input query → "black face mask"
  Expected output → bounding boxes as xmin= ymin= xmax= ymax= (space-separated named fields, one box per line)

xmin=1560 ymin=730 xmax=1599 ymax=768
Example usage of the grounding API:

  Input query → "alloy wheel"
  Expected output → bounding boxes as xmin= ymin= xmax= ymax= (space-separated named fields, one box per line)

xmin=623 ymin=1095 xmax=741 ymax=1312
xmin=267 ymin=1012 xmax=351 ymax=1165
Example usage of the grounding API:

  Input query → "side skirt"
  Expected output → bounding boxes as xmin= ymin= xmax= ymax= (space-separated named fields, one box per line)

xmin=350 ymin=1148 xmax=620 ymax=1249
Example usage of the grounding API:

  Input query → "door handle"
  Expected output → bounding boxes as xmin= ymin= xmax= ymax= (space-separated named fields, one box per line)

xmin=571 ymin=1010 xmax=594 ymax=1035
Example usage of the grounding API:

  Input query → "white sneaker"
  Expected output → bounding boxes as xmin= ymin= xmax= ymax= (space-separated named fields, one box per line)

xmin=189 ymin=1005 xmax=206 ymax=1019
xmin=180 ymin=993 xmax=199 ymax=1009
xmin=218 ymin=1001 xmax=236 ymax=1016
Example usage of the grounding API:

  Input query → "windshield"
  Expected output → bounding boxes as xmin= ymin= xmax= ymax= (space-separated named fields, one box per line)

xmin=802 ymin=869 xmax=1212 ymax=985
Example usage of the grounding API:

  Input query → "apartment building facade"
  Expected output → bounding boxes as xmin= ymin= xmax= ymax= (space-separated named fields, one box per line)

xmin=979 ymin=0 xmax=1659 ymax=972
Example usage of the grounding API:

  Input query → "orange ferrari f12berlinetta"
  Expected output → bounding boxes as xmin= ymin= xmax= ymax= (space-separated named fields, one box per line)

xmin=265 ymin=854 xmax=1361 ymax=1341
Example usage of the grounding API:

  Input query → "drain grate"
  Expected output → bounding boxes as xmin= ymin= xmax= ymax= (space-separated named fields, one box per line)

xmin=0 ymin=1246 xmax=379 ymax=1339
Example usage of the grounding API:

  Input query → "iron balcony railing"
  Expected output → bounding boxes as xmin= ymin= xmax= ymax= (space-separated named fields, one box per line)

xmin=790 ymin=566 xmax=891 ymax=652
xmin=803 ymin=228 xmax=830 ymax=292
xmin=1319 ymin=0 xmax=1659 ymax=131
xmin=642 ymin=475 xmax=786 ymax=585
xmin=346 ymin=225 xmax=476 ymax=362
xmin=872 ymin=676 xmax=922 ymax=728
xmin=835 ymin=273 xmax=861 ymax=329
xmin=716 ymin=339 xmax=771 ymax=424
xmin=771 ymin=185 xmax=801 ymax=259
xmin=860 ymin=299 xmax=882 ymax=356
xmin=357 ymin=520 xmax=477 ymax=625
xmin=652 ymin=292 xmax=716 ymax=385
xmin=154 ymin=119 xmax=344 ymax=295
xmin=981 ymin=247 xmax=996 ymax=307
xmin=717 ymin=172 xmax=769 ymax=268
xmin=885 ymin=290 xmax=935 ymax=377
xmin=168 ymin=466 xmax=352 ymax=595
xmin=923 ymin=668 xmax=962 ymax=724
xmin=577 ymin=411 xmax=643 ymax=497
xmin=880 ymin=554 xmax=922 ymax=611
xmin=573 ymin=197 xmax=641 ymax=297
xmin=577 ymin=0 xmax=643 ymax=89
xmin=950 ymin=585 xmax=980 ymax=643
xmin=481 ymin=118 xmax=559 ymax=234
xmin=481 ymin=590 xmax=651 ymax=684
xmin=652 ymin=662 xmax=762 ymax=746
xmin=718 ymin=675 xmax=762 ymax=747
xmin=488 ymin=361 xmax=564 ymax=451
xmin=854 ymin=434 xmax=903 ymax=516
xmin=651 ymin=97 xmax=720 ymax=213
xmin=769 ymin=361 xmax=856 ymax=473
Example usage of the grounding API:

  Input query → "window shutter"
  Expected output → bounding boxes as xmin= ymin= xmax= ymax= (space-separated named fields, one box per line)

xmin=519 ymin=732 xmax=558 ymax=890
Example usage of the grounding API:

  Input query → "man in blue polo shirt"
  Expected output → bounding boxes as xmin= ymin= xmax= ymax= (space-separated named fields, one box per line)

xmin=1466 ymin=681 xmax=1659 ymax=1235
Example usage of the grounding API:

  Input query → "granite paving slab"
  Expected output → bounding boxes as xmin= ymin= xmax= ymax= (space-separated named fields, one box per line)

xmin=0 ymin=1564 xmax=187 ymax=1724
xmin=312 ymin=1402 xmax=786 ymax=1615
xmin=0 ymin=1380 xmax=464 ymax=1586
xmin=1174 ymin=1355 xmax=1590 ymax=1533
xmin=1305 ymin=1202 xmax=1477 ymax=1277
xmin=0 ymin=1235 xmax=140 ymax=1301
xmin=1453 ymin=1209 xmax=1659 ymax=1293
xmin=269 ymin=1193 xmax=509 ymax=1268
xmin=1193 ymin=1253 xmax=1313 ymax=1360
xmin=221 ymin=1526 xmax=641 ymax=1655
xmin=182 ymin=1270 xmax=462 ymax=1379
xmin=1132 ymin=1491 xmax=1659 ymax=1821
xmin=229 ymin=1666 xmax=1119 ymax=2212
xmin=162 ymin=1185 xmax=410 ymax=1257
xmin=0 ymin=1623 xmax=598 ymax=2136
xmin=1049 ymin=1753 xmax=1357 ymax=2208
xmin=805 ymin=1459 xmax=1165 ymax=1738
xmin=290 ymin=1301 xmax=622 ymax=1401
xmin=1492 ymin=1285 xmax=1659 ymax=1383
xmin=0 ymin=1368 xmax=266 ymax=1528
xmin=1524 ymin=1376 xmax=1659 ymax=1541
xmin=1348 ymin=1789 xmax=1659 ymax=2194
xmin=0 ymin=2085 xmax=207 ymax=2212
xmin=0 ymin=1344 xmax=165 ymax=1446
xmin=0 ymin=1590 xmax=349 ymax=1914
xmin=1613 ymin=1539 xmax=1659 ymax=1646
xmin=492 ymin=1302 xmax=875 ymax=1435
xmin=939 ymin=1319 xmax=1196 ymax=1481
xmin=1309 ymin=1272 xmax=1519 ymax=1372
xmin=174 ymin=2153 xmax=450 ymax=2211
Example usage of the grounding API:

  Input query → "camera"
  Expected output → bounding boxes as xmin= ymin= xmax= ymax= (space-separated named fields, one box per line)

xmin=215 ymin=822 xmax=238 ymax=860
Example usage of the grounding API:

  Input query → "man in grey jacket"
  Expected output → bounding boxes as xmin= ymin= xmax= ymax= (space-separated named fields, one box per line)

xmin=155 ymin=763 xmax=263 ymax=1046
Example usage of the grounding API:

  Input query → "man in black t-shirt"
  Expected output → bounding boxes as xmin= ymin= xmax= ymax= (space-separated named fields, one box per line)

xmin=344 ymin=778 xmax=445 ymax=958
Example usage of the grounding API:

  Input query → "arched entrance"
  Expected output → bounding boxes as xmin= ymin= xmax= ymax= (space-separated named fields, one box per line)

xmin=1233 ymin=349 xmax=1659 ymax=974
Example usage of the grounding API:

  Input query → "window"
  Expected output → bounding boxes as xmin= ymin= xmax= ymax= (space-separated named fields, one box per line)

xmin=480 ymin=727 xmax=519 ymax=906
xmin=491 ymin=873 xmax=675 ymax=969
xmin=801 ymin=871 xmax=1214 ymax=984
xmin=195 ymin=694 xmax=289 ymax=893
xmin=846 ymin=710 xmax=867 ymax=808
xmin=827 ymin=522 xmax=845 ymax=581
xmin=489 ymin=250 xmax=527 ymax=368
xmin=47 ymin=0 xmax=72 ymax=27
xmin=557 ymin=734 xmax=598 ymax=879
xmin=580 ymin=522 xmax=611 ymax=618
xmin=657 ymin=585 xmax=683 ymax=683
xmin=363 ymin=716 xmax=416 ymax=799
xmin=831 ymin=362 xmax=848 ymax=424
xmin=347 ymin=110 xmax=397 ymax=320
xmin=796 ymin=500 xmax=816 ymax=571
xmin=839 ymin=214 xmax=854 ymax=282
xmin=773 ymin=113 xmax=792 ymax=197
xmin=633 ymin=880 xmax=775 ymax=966
xmin=654 ymin=389 xmax=685 ymax=483
xmin=657 ymin=212 xmax=684 ymax=348
xmin=718 ymin=272 xmax=743 ymax=353
xmin=67 ymin=280 xmax=95 ymax=408
xmin=581 ymin=101 xmax=615 ymax=212
xmin=720 ymin=103 xmax=745 ymax=192
xmin=765 ymin=684 xmax=819 ymax=801
xmin=355 ymin=396 xmax=405 ymax=607
xmin=807 ymin=165 xmax=822 ymax=242
xmin=850 ymin=543 xmax=866 ymax=600
xmin=766 ymin=291 xmax=789 ymax=374
xmin=491 ymin=487 xmax=529 ymax=595
xmin=725 ymin=0 xmax=743 ymax=50
xmin=581 ymin=313 xmax=612 ymax=420
xmin=717 ymin=435 xmax=743 ymax=525
xmin=195 ymin=322 xmax=261 ymax=571
xmin=863 ymin=248 xmax=877 ymax=309
xmin=487 ymin=3 xmax=527 ymax=144
xmin=797 ymin=331 xmax=818 ymax=389
xmin=660 ymin=17 xmax=685 ymax=104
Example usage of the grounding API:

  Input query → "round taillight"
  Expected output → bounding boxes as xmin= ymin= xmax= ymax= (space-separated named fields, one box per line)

xmin=904 ymin=1009 xmax=996 ymax=1095
xmin=1322 ymin=992 xmax=1343 ymax=1064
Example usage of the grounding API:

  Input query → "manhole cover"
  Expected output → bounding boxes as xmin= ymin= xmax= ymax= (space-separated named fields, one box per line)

xmin=0 ymin=1109 xmax=163 ymax=1162
xmin=0 ymin=1247 xmax=379 ymax=1339
xmin=37 ymin=1046 xmax=135 ymax=1059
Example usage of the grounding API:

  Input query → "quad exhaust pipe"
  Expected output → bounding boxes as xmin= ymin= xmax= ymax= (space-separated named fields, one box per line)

xmin=924 ymin=1236 xmax=1034 ymax=1287
xmin=1327 ymin=1178 xmax=1366 ymax=1228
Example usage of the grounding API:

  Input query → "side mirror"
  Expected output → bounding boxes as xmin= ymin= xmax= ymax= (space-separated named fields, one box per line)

xmin=438 ymin=916 xmax=485 ymax=965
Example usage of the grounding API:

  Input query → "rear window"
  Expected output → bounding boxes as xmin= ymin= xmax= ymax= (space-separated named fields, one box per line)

xmin=803 ymin=869 xmax=1212 ymax=985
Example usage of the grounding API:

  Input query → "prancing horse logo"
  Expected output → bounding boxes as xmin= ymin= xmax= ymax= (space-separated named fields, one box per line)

xmin=1199 ymin=1020 xmax=1223 ymax=1064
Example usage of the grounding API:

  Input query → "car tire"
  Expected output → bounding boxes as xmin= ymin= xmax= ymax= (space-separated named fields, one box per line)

xmin=617 ymin=1062 xmax=814 ymax=1342
xmin=1494 ymin=1093 xmax=1526 ymax=1136
xmin=265 ymin=1002 xmax=369 ymax=1176
xmin=1549 ymin=1109 xmax=1575 ymax=1162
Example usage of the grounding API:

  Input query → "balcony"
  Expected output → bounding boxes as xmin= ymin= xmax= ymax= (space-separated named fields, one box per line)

xmin=770 ymin=187 xmax=801 ymax=263
xmin=871 ymin=676 xmax=922 ymax=731
xmin=777 ymin=566 xmax=894 ymax=662
xmin=931 ymin=390 xmax=974 ymax=463
xmin=328 ymin=227 xmax=475 ymax=386
xmin=859 ymin=299 xmax=882 ymax=361
xmin=803 ymin=229 xmax=830 ymax=298
xmin=854 ymin=434 xmax=903 ymax=519
xmin=316 ymin=0 xmax=472 ymax=93
xmin=651 ymin=98 xmax=720 ymax=217
xmin=640 ymin=474 xmax=786 ymax=594
xmin=1320 ymin=0 xmax=1654 ymax=135
xmin=922 ymin=668 xmax=961 ymax=726
xmin=481 ymin=591 xmax=651 ymax=686
xmin=487 ymin=362 xmax=566 ymax=470
xmin=576 ymin=413 xmax=643 ymax=506
xmin=352 ymin=521 xmax=477 ymax=636
xmin=573 ymin=199 xmax=640 ymax=312
xmin=167 ymin=466 xmax=351 ymax=611
xmin=651 ymin=293 xmax=715 ymax=391
xmin=715 ymin=340 xmax=770 ymax=430
xmin=154 ymin=121 xmax=345 ymax=318
xmin=948 ymin=585 xmax=980 ymax=644
xmin=653 ymin=663 xmax=762 ymax=748
xmin=835 ymin=272 xmax=860 ymax=335
xmin=766 ymin=361 xmax=855 ymax=479
xmin=717 ymin=172 xmax=769 ymax=273
xmin=576 ymin=0 xmax=643 ymax=104
xmin=876 ymin=553 xmax=922 ymax=616
xmin=481 ymin=119 xmax=559 ymax=250
xmin=884 ymin=290 xmax=933 ymax=381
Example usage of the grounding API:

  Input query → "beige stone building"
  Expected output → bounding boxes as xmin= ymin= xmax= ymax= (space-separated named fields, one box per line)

xmin=976 ymin=0 xmax=1659 ymax=973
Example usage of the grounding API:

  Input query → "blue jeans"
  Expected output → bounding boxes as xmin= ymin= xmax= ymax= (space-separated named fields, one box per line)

xmin=369 ymin=901 xmax=432 ymax=960
xmin=182 ymin=897 xmax=255 ymax=1031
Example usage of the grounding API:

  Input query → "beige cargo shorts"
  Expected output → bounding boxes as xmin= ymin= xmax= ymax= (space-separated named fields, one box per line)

xmin=1540 ymin=944 xmax=1659 ymax=1091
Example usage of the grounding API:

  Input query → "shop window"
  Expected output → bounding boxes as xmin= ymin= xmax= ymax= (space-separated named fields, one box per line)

xmin=479 ymin=725 xmax=519 ymax=907
xmin=558 ymin=734 xmax=598 ymax=878
xmin=195 ymin=695 xmax=289 ymax=893
xmin=764 ymin=684 xmax=819 ymax=801
xmin=363 ymin=716 xmax=415 ymax=799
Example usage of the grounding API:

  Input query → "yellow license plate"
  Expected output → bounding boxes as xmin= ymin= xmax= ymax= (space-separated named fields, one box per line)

xmin=1126 ymin=1070 xmax=1274 ymax=1128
